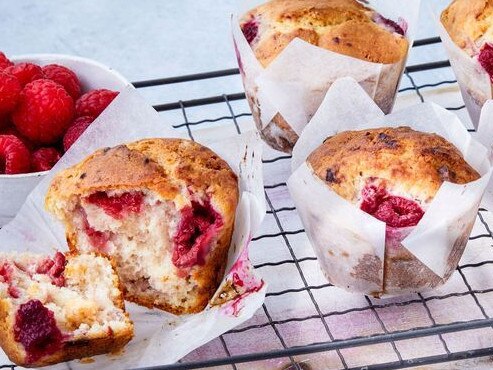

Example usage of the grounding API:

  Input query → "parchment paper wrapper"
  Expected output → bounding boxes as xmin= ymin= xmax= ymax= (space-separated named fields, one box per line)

xmin=232 ymin=0 xmax=421 ymax=152
xmin=0 ymin=87 xmax=267 ymax=369
xmin=288 ymin=77 xmax=493 ymax=297
xmin=437 ymin=12 xmax=493 ymax=128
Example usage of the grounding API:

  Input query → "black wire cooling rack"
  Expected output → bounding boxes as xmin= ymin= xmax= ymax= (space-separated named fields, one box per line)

xmin=3 ymin=36 xmax=493 ymax=370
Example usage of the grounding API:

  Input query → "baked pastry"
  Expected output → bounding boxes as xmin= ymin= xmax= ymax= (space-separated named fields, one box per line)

xmin=441 ymin=0 xmax=493 ymax=69
xmin=307 ymin=127 xmax=480 ymax=295
xmin=45 ymin=138 xmax=239 ymax=314
xmin=441 ymin=0 xmax=493 ymax=117
xmin=0 ymin=251 xmax=133 ymax=367
xmin=239 ymin=0 xmax=409 ymax=152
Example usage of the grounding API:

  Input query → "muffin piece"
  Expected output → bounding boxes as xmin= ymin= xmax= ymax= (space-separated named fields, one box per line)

xmin=307 ymin=127 xmax=480 ymax=294
xmin=45 ymin=138 xmax=239 ymax=314
xmin=240 ymin=0 xmax=409 ymax=152
xmin=0 ymin=252 xmax=133 ymax=368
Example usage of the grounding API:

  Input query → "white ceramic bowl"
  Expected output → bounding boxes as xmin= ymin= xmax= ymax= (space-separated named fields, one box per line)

xmin=0 ymin=54 xmax=129 ymax=226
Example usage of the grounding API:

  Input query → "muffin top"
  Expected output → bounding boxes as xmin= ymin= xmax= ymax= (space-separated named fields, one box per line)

xmin=307 ymin=127 xmax=480 ymax=227
xmin=240 ymin=0 xmax=409 ymax=67
xmin=441 ymin=0 xmax=493 ymax=55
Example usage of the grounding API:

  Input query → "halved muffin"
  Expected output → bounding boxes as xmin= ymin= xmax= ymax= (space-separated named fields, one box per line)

xmin=46 ymin=138 xmax=239 ymax=314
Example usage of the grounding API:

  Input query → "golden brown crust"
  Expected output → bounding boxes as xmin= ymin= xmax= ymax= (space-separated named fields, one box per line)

xmin=307 ymin=127 xmax=480 ymax=203
xmin=441 ymin=0 xmax=493 ymax=53
xmin=242 ymin=0 xmax=409 ymax=67
xmin=47 ymin=138 xmax=239 ymax=314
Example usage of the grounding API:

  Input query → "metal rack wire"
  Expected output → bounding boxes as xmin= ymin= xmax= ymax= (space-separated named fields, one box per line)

xmin=2 ymin=36 xmax=493 ymax=370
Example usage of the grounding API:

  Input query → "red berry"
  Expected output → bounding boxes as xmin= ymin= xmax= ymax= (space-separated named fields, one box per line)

xmin=14 ymin=300 xmax=63 ymax=363
xmin=31 ymin=147 xmax=61 ymax=172
xmin=0 ymin=125 xmax=36 ymax=152
xmin=360 ymin=184 xmax=424 ymax=228
xmin=63 ymin=116 xmax=94 ymax=151
xmin=4 ymin=63 xmax=44 ymax=87
xmin=0 ymin=135 xmax=31 ymax=174
xmin=75 ymin=89 xmax=118 ymax=118
xmin=479 ymin=43 xmax=493 ymax=82
xmin=241 ymin=19 xmax=259 ymax=45
xmin=86 ymin=191 xmax=144 ymax=219
xmin=42 ymin=64 xmax=81 ymax=100
xmin=173 ymin=200 xmax=222 ymax=268
xmin=12 ymin=79 xmax=74 ymax=145
xmin=0 ymin=52 xmax=13 ymax=70
xmin=0 ymin=71 xmax=22 ymax=115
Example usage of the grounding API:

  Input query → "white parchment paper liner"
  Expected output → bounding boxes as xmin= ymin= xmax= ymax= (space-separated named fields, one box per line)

xmin=232 ymin=0 xmax=421 ymax=145
xmin=0 ymin=87 xmax=267 ymax=369
xmin=436 ymin=9 xmax=493 ymax=128
xmin=288 ymin=77 xmax=493 ymax=297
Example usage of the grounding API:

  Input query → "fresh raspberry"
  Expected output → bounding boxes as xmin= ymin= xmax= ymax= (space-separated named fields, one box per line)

xmin=62 ymin=115 xmax=93 ymax=151
xmin=0 ymin=135 xmax=31 ymax=174
xmin=479 ymin=43 xmax=493 ymax=82
xmin=14 ymin=300 xmax=63 ymax=364
xmin=0 ymin=70 xmax=22 ymax=115
xmin=75 ymin=89 xmax=118 ymax=118
xmin=0 ymin=52 xmax=13 ymax=70
xmin=4 ymin=63 xmax=44 ymax=87
xmin=31 ymin=147 xmax=61 ymax=172
xmin=0 ymin=125 xmax=36 ymax=151
xmin=42 ymin=64 xmax=81 ymax=99
xmin=241 ymin=19 xmax=259 ymax=44
xmin=86 ymin=191 xmax=144 ymax=219
xmin=12 ymin=79 xmax=74 ymax=145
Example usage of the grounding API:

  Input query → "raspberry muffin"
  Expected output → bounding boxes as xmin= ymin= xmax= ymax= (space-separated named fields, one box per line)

xmin=239 ymin=0 xmax=409 ymax=152
xmin=0 ymin=252 xmax=133 ymax=367
xmin=441 ymin=0 xmax=493 ymax=122
xmin=45 ymin=139 xmax=239 ymax=314
xmin=307 ymin=127 xmax=480 ymax=295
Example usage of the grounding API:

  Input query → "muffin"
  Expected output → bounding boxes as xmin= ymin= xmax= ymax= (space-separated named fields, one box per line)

xmin=238 ymin=0 xmax=410 ymax=152
xmin=0 ymin=252 xmax=133 ymax=367
xmin=306 ymin=127 xmax=480 ymax=295
xmin=441 ymin=0 xmax=493 ymax=125
xmin=45 ymin=138 xmax=239 ymax=314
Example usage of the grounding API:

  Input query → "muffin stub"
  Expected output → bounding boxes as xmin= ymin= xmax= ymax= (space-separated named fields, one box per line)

xmin=238 ymin=0 xmax=410 ymax=153
xmin=306 ymin=126 xmax=480 ymax=295
xmin=0 ymin=252 xmax=133 ymax=367
xmin=45 ymin=138 xmax=239 ymax=315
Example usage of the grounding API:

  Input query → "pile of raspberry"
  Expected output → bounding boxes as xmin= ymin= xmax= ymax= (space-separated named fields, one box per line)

xmin=0 ymin=51 xmax=119 ymax=174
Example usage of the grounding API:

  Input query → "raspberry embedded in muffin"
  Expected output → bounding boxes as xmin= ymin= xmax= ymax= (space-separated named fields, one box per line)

xmin=173 ymin=200 xmax=224 ymax=268
xmin=241 ymin=18 xmax=259 ymax=45
xmin=360 ymin=182 xmax=424 ymax=228
xmin=478 ymin=43 xmax=493 ymax=82
xmin=14 ymin=299 xmax=64 ymax=364
xmin=86 ymin=191 xmax=144 ymax=220
xmin=372 ymin=13 xmax=407 ymax=36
